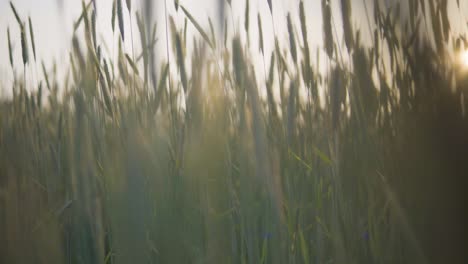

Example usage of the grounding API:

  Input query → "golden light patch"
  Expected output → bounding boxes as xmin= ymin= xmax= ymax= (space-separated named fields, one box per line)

xmin=461 ymin=50 xmax=468 ymax=69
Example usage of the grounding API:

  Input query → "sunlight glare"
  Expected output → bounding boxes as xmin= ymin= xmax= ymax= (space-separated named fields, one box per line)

xmin=461 ymin=50 xmax=468 ymax=68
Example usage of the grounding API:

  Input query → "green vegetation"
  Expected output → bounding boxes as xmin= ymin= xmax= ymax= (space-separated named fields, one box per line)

xmin=1 ymin=0 xmax=467 ymax=263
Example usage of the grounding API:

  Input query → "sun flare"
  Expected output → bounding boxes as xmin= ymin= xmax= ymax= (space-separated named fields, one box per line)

xmin=461 ymin=50 xmax=468 ymax=68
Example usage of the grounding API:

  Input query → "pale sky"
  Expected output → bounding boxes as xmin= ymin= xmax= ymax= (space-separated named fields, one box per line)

xmin=1 ymin=0 xmax=467 ymax=96
xmin=0 ymin=0 xmax=344 ymax=86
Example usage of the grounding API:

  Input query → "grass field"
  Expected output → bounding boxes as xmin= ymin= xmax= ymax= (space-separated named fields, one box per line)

xmin=1 ymin=0 xmax=468 ymax=263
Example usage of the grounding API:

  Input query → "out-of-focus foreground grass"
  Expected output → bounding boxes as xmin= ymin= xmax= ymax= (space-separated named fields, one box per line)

xmin=1 ymin=0 xmax=468 ymax=263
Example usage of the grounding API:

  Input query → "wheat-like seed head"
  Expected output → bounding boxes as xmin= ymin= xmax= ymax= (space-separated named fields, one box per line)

xmin=232 ymin=36 xmax=245 ymax=89
xmin=299 ymin=1 xmax=308 ymax=48
xmin=300 ymin=1 xmax=312 ymax=88
xmin=111 ymin=0 xmax=116 ymax=32
xmin=287 ymin=13 xmax=297 ymax=63
xmin=10 ymin=2 xmax=23 ymax=28
xmin=103 ymin=59 xmax=113 ymax=91
xmin=267 ymin=0 xmax=272 ymax=14
xmin=28 ymin=17 xmax=37 ymax=61
xmin=126 ymin=0 xmax=132 ymax=12
xmin=257 ymin=14 xmax=264 ymax=54
xmin=7 ymin=27 xmax=13 ymax=68
xmin=118 ymin=39 xmax=128 ymax=85
xmin=175 ymin=33 xmax=188 ymax=93
xmin=322 ymin=0 xmax=334 ymax=58
xmin=341 ymin=0 xmax=354 ymax=52
xmin=117 ymin=0 xmax=125 ymax=41
xmin=20 ymin=24 xmax=29 ymax=66
xmin=245 ymin=0 xmax=250 ymax=34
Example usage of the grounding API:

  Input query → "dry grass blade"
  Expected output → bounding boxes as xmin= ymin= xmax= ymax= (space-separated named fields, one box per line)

xmin=118 ymin=39 xmax=128 ymax=85
xmin=180 ymin=5 xmax=213 ymax=49
xmin=267 ymin=0 xmax=272 ymax=14
xmin=330 ymin=67 xmax=344 ymax=129
xmin=92 ymin=10 xmax=97 ymax=48
xmin=69 ymin=52 xmax=78 ymax=83
xmin=90 ymin=46 xmax=104 ymax=78
xmin=103 ymin=59 xmax=113 ymax=90
xmin=72 ymin=35 xmax=85 ymax=69
xmin=10 ymin=2 xmax=23 ymax=28
xmin=41 ymin=61 xmax=51 ymax=91
xmin=73 ymin=1 xmax=93 ymax=32
xmin=37 ymin=82 xmax=42 ymax=108
xmin=208 ymin=17 xmax=217 ymax=49
xmin=287 ymin=79 xmax=298 ymax=143
xmin=81 ymin=0 xmax=93 ymax=48
xmin=81 ymin=1 xmax=90 ymax=29
xmin=267 ymin=52 xmax=275 ymax=88
xmin=266 ymin=52 xmax=276 ymax=116
xmin=169 ymin=16 xmax=178 ymax=54
xmin=28 ymin=17 xmax=37 ymax=61
xmin=125 ymin=54 xmax=139 ymax=75
xmin=136 ymin=12 xmax=148 ymax=84
xmin=158 ymin=63 xmax=169 ymax=92
xmin=100 ymin=74 xmax=114 ymax=116
xmin=299 ymin=1 xmax=308 ymax=48
xmin=155 ymin=62 xmax=169 ymax=108
xmin=440 ymin=1 xmax=450 ymax=42
xmin=224 ymin=19 xmax=228 ymax=47
xmin=183 ymin=18 xmax=188 ymax=44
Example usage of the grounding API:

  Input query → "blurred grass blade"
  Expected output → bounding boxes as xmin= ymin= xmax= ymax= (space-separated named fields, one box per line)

xmin=180 ymin=5 xmax=213 ymax=49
